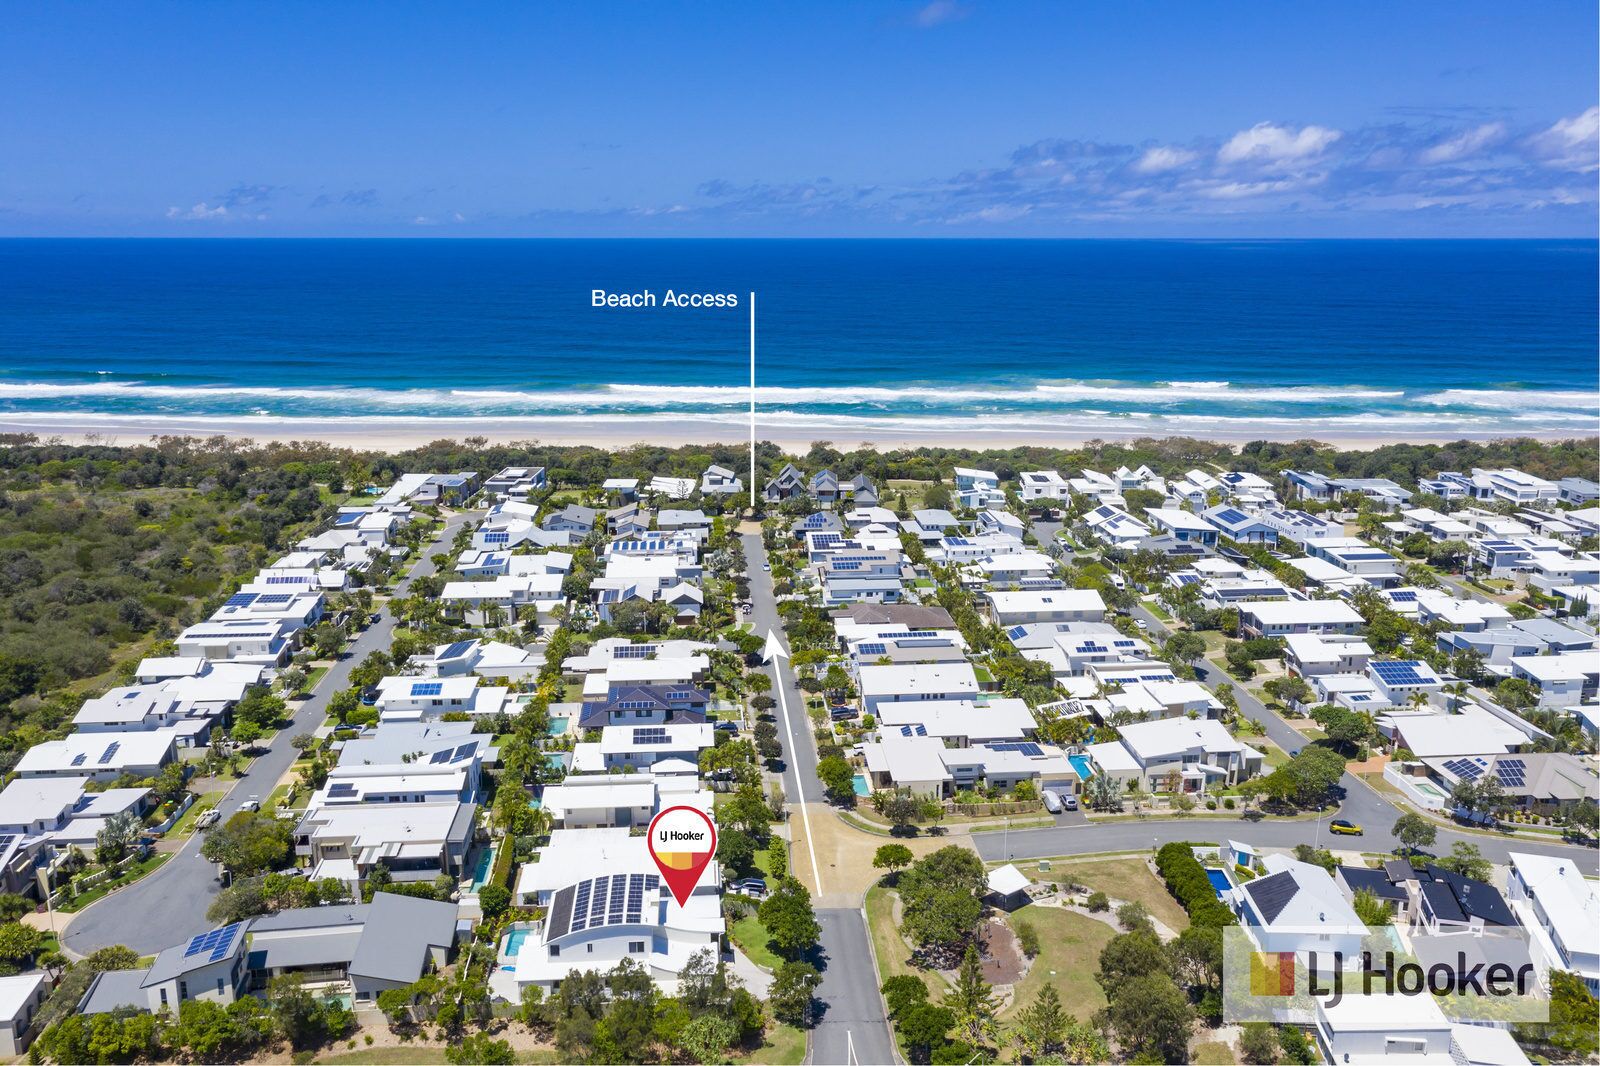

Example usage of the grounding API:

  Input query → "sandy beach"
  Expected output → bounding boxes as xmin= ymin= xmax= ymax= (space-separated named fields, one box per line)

xmin=0 ymin=413 xmax=1584 ymax=453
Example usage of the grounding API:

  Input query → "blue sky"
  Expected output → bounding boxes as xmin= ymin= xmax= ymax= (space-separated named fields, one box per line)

xmin=2 ymin=2 xmax=1596 ymax=236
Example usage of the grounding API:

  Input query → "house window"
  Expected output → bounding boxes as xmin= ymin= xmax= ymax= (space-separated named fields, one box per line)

xmin=629 ymin=941 xmax=645 ymax=954
xmin=179 ymin=981 xmax=187 ymax=1000
xmin=159 ymin=989 xmax=168 ymax=1008
xmin=549 ymin=946 xmax=560 ymax=958
xmin=217 ymin=978 xmax=225 ymax=995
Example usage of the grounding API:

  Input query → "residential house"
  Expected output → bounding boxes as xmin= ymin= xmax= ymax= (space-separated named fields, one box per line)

xmin=1201 ymin=505 xmax=1280 ymax=545
xmin=700 ymin=464 xmax=743 ymax=496
xmin=373 ymin=675 xmax=510 ymax=722
xmin=543 ymin=505 xmax=599 ymax=536
xmin=244 ymin=893 xmax=458 ymax=1003
xmin=294 ymin=801 xmax=475 ymax=889
xmin=1233 ymin=853 xmax=1365 ymax=960
xmin=1506 ymin=852 xmax=1600 ymax=995
xmin=14 ymin=729 xmax=180 ymax=782
xmin=1017 ymin=470 xmax=1070 ymax=501
xmin=762 ymin=463 xmax=806 ymax=502
xmin=985 ymin=589 xmax=1105 ymax=626
xmin=858 ymin=662 xmax=981 ymax=716
xmin=507 ymin=827 xmax=723 ymax=994
xmin=1145 ymin=508 xmax=1219 ymax=547
xmin=0 ymin=974 xmax=47 ymax=1056
xmin=1237 ymin=599 xmax=1363 ymax=638
xmin=953 ymin=467 xmax=1003 ymax=509
xmin=1510 ymin=653 xmax=1599 ymax=706
xmin=1092 ymin=717 xmax=1263 ymax=793
xmin=483 ymin=466 xmax=547 ymax=499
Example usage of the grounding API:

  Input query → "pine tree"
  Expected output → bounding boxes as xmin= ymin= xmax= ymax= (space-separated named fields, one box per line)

xmin=943 ymin=943 xmax=1000 ymax=1047
xmin=1011 ymin=983 xmax=1066 ymax=1060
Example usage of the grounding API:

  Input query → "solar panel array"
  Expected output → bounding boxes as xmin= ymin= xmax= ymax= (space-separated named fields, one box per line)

xmin=1442 ymin=757 xmax=1487 ymax=782
xmin=328 ymin=782 xmax=357 ymax=797
xmin=256 ymin=593 xmax=293 ymax=606
xmin=185 ymin=922 xmax=245 ymax=962
xmin=1006 ymin=625 xmax=1028 ymax=640
xmin=1372 ymin=661 xmax=1428 ymax=687
xmin=1494 ymin=758 xmax=1526 ymax=788
xmin=1213 ymin=508 xmax=1250 ymax=525
xmin=224 ymin=592 xmax=258 ymax=608
xmin=858 ymin=643 xmax=887 ymax=657
xmin=614 ymin=644 xmax=658 ymax=659
xmin=569 ymin=874 xmax=659 ymax=933
xmin=440 ymin=640 xmax=476 ymax=659
xmin=897 ymin=724 xmax=928 ymax=737
xmin=482 ymin=531 xmax=511 ymax=544
xmin=1387 ymin=591 xmax=1418 ymax=603
xmin=410 ymin=681 xmax=444 ymax=697
xmin=990 ymin=742 xmax=1044 ymax=757
xmin=98 ymin=742 xmax=120 ymax=765
xmin=634 ymin=727 xmax=670 ymax=745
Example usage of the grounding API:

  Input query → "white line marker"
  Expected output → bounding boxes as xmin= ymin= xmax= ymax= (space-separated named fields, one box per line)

xmin=768 ymin=623 xmax=824 ymax=893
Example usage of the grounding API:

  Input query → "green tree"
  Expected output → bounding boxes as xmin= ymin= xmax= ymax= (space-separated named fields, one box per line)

xmin=943 ymin=943 xmax=1000 ymax=1047
xmin=1435 ymin=841 xmax=1492 ymax=882
xmin=201 ymin=810 xmax=294 ymax=876
xmin=1514 ymin=970 xmax=1599 ymax=1060
xmin=1391 ymin=811 xmax=1436 ymax=856
xmin=872 ymin=843 xmax=914 ymax=881
xmin=478 ymin=883 xmax=511 ymax=920
xmin=1010 ymin=982 xmax=1067 ymax=1061
xmin=717 ymin=827 xmax=757 ymax=875
xmin=816 ymin=755 xmax=857 ymax=803
xmin=758 ymin=878 xmax=821 ymax=958
xmin=896 ymin=1002 xmax=955 ymax=1062
xmin=1350 ymin=887 xmax=1391 ymax=926
xmin=1104 ymin=972 xmax=1192 ymax=1062
xmin=897 ymin=846 xmax=987 ymax=965
xmin=1095 ymin=929 xmax=1168 ymax=992
xmin=0 ymin=922 xmax=43 ymax=972
xmin=768 ymin=959 xmax=823 ymax=1027
xmin=678 ymin=1013 xmax=741 ymax=1060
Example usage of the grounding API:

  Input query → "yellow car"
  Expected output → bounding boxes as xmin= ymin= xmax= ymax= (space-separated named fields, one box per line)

xmin=1329 ymin=819 xmax=1363 ymax=836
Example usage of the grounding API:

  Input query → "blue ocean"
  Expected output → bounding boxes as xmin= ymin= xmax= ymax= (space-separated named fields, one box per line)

xmin=0 ymin=239 xmax=1594 ymax=440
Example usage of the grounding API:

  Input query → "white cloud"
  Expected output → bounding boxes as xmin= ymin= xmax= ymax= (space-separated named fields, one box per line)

xmin=1195 ymin=177 xmax=1308 ymax=200
xmin=1524 ymin=106 xmax=1599 ymax=171
xmin=165 ymin=202 xmax=228 ymax=221
xmin=1421 ymin=122 xmax=1505 ymax=164
xmin=1217 ymin=122 xmax=1342 ymax=165
xmin=1132 ymin=146 xmax=1198 ymax=174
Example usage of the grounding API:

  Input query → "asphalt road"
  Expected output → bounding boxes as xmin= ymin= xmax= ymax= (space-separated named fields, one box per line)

xmin=63 ymin=510 xmax=476 ymax=956
xmin=741 ymin=529 xmax=897 ymax=1066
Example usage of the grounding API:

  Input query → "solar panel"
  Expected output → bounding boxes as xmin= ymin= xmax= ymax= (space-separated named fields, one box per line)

xmin=452 ymin=742 xmax=479 ymax=762
xmin=859 ymin=643 xmax=887 ymax=657
xmin=410 ymin=682 xmax=443 ymax=697
xmin=634 ymin=727 xmax=670 ymax=745
xmin=255 ymin=593 xmax=293 ymax=605
xmin=898 ymin=724 xmax=927 ymax=737
xmin=1388 ymin=591 xmax=1418 ymax=603
xmin=328 ymin=782 xmax=357 ymax=796
xmin=482 ymin=532 xmax=510 ymax=544
xmin=441 ymin=640 xmax=475 ymax=659
xmin=1214 ymin=508 xmax=1249 ymax=525
xmin=224 ymin=592 xmax=258 ymax=608
xmin=98 ymin=742 xmax=120 ymax=764
xmin=614 ymin=644 xmax=657 ymax=659
xmin=1443 ymin=758 xmax=1485 ymax=782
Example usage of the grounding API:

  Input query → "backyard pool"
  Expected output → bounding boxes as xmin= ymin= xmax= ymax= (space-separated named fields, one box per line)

xmin=1068 ymin=754 xmax=1095 ymax=780
xmin=852 ymin=774 xmax=871 ymax=797
xmin=503 ymin=927 xmax=534 ymax=957
xmin=547 ymin=718 xmax=569 ymax=736
xmin=1206 ymin=868 xmax=1232 ymax=897
xmin=468 ymin=845 xmax=496 ymax=891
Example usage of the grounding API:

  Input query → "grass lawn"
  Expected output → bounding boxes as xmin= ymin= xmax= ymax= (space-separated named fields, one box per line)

xmin=729 ymin=913 xmax=783 ymax=971
xmin=751 ymin=843 xmax=787 ymax=880
xmin=864 ymin=886 xmax=947 ymax=998
xmin=1261 ymin=743 xmax=1291 ymax=771
xmin=169 ymin=790 xmax=226 ymax=836
xmin=1143 ymin=599 xmax=1173 ymax=621
xmin=1192 ymin=1039 xmax=1237 ymax=1064
xmin=998 ymin=905 xmax=1115 ymax=1023
xmin=1023 ymin=857 xmax=1189 ymax=934
xmin=59 ymin=853 xmax=173 ymax=913
xmin=296 ymin=665 xmax=329 ymax=695
xmin=733 ymin=1022 xmax=807 ymax=1065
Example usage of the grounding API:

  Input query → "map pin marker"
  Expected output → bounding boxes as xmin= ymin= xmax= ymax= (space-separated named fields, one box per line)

xmin=647 ymin=805 xmax=718 ymax=907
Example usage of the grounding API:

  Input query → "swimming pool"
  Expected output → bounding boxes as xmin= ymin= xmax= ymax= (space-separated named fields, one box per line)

xmin=852 ymin=774 xmax=871 ymax=797
xmin=547 ymin=718 xmax=569 ymax=736
xmin=468 ymin=845 xmax=496 ymax=890
xmin=1205 ymin=868 xmax=1232 ymax=897
xmin=1068 ymin=754 xmax=1095 ymax=780
xmin=503 ymin=927 xmax=533 ymax=957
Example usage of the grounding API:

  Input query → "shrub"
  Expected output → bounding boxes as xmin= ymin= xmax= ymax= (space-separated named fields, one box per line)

xmin=1155 ymin=842 xmax=1238 ymax=928
xmin=1015 ymin=921 xmax=1040 ymax=957
xmin=1085 ymin=891 xmax=1110 ymax=912
xmin=1223 ymin=797 xmax=1236 ymax=810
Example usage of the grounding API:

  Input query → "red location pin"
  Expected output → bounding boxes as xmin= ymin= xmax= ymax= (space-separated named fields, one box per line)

xmin=647 ymin=805 xmax=718 ymax=907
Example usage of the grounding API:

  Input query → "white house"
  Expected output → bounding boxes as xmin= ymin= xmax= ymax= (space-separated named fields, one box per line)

xmin=1235 ymin=853 xmax=1364 ymax=961
xmin=1102 ymin=717 xmax=1263 ymax=792
xmin=1237 ymin=599 xmax=1363 ymax=638
xmin=1505 ymin=851 xmax=1600 ymax=995
xmin=14 ymin=729 xmax=180 ymax=782
xmin=506 ymin=828 xmax=722 ymax=995
xmin=373 ymin=675 xmax=510 ymax=722
xmin=1511 ymin=652 xmax=1599 ymax=707
xmin=985 ymin=589 xmax=1105 ymax=627
xmin=1017 ymin=470 xmax=1070 ymax=501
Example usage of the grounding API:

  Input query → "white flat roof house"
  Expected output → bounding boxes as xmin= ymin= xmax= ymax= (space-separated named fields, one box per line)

xmin=858 ymin=662 xmax=980 ymax=715
xmin=571 ymin=722 xmax=715 ymax=773
xmin=874 ymin=698 xmax=1037 ymax=745
xmin=15 ymin=728 xmax=180 ymax=782
xmin=1384 ymin=707 xmax=1527 ymax=760
xmin=1511 ymin=652 xmax=1600 ymax=707
xmin=373 ymin=675 xmax=510 ymax=722
xmin=1237 ymin=599 xmax=1363 ymax=638
xmin=1505 ymin=851 xmax=1600 ymax=995
xmin=175 ymin=618 xmax=294 ymax=667
xmin=294 ymin=801 xmax=475 ymax=889
xmin=1283 ymin=634 xmax=1373 ymax=677
xmin=0 ymin=973 xmax=49 ymax=1057
xmin=1017 ymin=470 xmax=1070 ymax=500
xmin=1236 ymin=853 xmax=1365 ymax=961
xmin=985 ymin=588 xmax=1105 ymax=626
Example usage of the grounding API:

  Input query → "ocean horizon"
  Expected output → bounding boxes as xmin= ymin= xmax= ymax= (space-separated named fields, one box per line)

xmin=2 ymin=238 xmax=1595 ymax=442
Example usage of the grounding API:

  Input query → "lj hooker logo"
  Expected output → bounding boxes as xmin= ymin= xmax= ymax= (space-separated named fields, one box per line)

xmin=1250 ymin=952 xmax=1295 ymax=997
